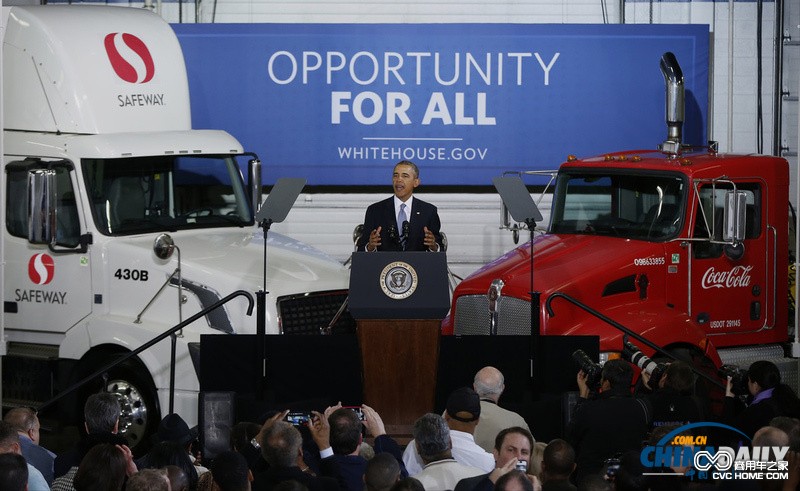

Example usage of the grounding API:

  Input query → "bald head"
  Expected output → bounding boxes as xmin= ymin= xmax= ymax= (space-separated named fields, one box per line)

xmin=474 ymin=366 xmax=505 ymax=402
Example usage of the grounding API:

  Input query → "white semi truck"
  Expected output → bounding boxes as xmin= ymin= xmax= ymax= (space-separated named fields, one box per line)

xmin=1 ymin=5 xmax=351 ymax=447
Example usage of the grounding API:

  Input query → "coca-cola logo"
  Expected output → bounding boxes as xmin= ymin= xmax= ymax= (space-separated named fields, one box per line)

xmin=701 ymin=265 xmax=753 ymax=289
xmin=28 ymin=253 xmax=55 ymax=285
xmin=104 ymin=33 xmax=155 ymax=84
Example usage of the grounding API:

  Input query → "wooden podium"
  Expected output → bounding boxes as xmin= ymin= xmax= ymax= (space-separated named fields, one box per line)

xmin=349 ymin=252 xmax=450 ymax=436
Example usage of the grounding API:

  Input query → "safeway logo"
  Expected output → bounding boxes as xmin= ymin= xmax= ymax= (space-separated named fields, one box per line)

xmin=104 ymin=33 xmax=155 ymax=84
xmin=701 ymin=265 xmax=753 ymax=289
xmin=28 ymin=253 xmax=55 ymax=285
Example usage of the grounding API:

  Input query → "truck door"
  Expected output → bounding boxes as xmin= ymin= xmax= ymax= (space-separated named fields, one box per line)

xmin=689 ymin=181 xmax=769 ymax=336
xmin=4 ymin=159 xmax=93 ymax=335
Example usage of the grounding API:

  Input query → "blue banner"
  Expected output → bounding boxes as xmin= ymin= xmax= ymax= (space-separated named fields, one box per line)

xmin=173 ymin=24 xmax=709 ymax=186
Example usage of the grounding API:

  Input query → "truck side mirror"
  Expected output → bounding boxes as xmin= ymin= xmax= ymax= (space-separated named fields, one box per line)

xmin=723 ymin=190 xmax=747 ymax=243
xmin=27 ymin=169 xmax=57 ymax=245
xmin=249 ymin=158 xmax=263 ymax=216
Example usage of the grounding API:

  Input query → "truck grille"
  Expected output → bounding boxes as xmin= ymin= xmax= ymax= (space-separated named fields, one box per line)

xmin=454 ymin=294 xmax=532 ymax=335
xmin=277 ymin=290 xmax=356 ymax=335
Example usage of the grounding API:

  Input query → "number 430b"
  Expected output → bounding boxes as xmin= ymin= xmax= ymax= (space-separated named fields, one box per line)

xmin=114 ymin=269 xmax=149 ymax=281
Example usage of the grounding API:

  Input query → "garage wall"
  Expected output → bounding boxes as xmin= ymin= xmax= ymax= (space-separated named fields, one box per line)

xmin=139 ymin=0 xmax=789 ymax=279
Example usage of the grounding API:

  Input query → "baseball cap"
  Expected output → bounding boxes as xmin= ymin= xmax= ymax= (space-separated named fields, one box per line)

xmin=446 ymin=387 xmax=481 ymax=422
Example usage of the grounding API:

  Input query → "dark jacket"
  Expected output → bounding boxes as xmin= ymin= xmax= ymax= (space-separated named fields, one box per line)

xmin=319 ymin=435 xmax=408 ymax=491
xmin=356 ymin=197 xmax=442 ymax=252
xmin=253 ymin=464 xmax=341 ymax=491
xmin=566 ymin=391 xmax=651 ymax=484
xmin=53 ymin=431 xmax=128 ymax=478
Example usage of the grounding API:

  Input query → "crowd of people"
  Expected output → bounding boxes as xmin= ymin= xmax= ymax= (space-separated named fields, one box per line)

xmin=1 ymin=359 xmax=800 ymax=491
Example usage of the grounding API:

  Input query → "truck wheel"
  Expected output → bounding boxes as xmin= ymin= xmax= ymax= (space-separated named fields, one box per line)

xmin=80 ymin=354 xmax=161 ymax=453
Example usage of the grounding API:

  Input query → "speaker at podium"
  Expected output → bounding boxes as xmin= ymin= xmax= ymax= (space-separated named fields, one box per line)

xmin=348 ymin=251 xmax=450 ymax=435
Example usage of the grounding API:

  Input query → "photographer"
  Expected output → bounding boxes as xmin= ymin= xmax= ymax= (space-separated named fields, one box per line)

xmin=565 ymin=359 xmax=651 ymax=485
xmin=640 ymin=360 xmax=709 ymax=429
xmin=723 ymin=360 xmax=800 ymax=439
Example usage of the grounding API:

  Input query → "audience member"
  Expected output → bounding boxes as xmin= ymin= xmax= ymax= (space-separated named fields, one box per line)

xmin=252 ymin=411 xmax=339 ymax=491
xmin=166 ymin=464 xmax=191 ymax=491
xmin=529 ymin=442 xmax=547 ymax=479
xmin=455 ymin=426 xmax=535 ymax=491
xmin=473 ymin=367 xmax=531 ymax=453
xmin=212 ymin=450 xmax=253 ymax=491
xmin=770 ymin=416 xmax=800 ymax=450
xmin=53 ymin=392 xmax=127 ymax=480
xmin=151 ymin=412 xmax=208 ymax=474
xmin=70 ymin=443 xmax=135 ymax=491
xmin=390 ymin=477 xmax=425 ymax=491
xmin=642 ymin=361 xmax=708 ymax=429
xmin=3 ymin=407 xmax=56 ymax=485
xmin=723 ymin=360 xmax=800 ymax=438
xmin=309 ymin=404 xmax=405 ymax=491
xmin=232 ymin=421 xmax=268 ymax=473
xmin=540 ymin=439 xmax=576 ymax=491
xmin=566 ymin=359 xmax=650 ymax=484
xmin=137 ymin=440 xmax=199 ymax=489
xmin=494 ymin=470 xmax=536 ymax=491
xmin=125 ymin=467 xmax=171 ymax=491
xmin=575 ymin=474 xmax=611 ymax=491
xmin=0 ymin=421 xmax=48 ymax=491
xmin=0 ymin=453 xmax=28 ymax=491
xmin=404 ymin=387 xmax=495 ymax=475
xmin=410 ymin=412 xmax=484 ymax=491
xmin=365 ymin=452 xmax=402 ymax=491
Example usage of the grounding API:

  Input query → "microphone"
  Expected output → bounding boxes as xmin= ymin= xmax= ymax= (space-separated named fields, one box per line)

xmin=388 ymin=224 xmax=398 ymax=243
xmin=402 ymin=220 xmax=409 ymax=239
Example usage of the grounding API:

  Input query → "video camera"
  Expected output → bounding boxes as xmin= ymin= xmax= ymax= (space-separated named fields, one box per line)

xmin=621 ymin=341 xmax=667 ymax=389
xmin=718 ymin=364 xmax=749 ymax=396
xmin=572 ymin=349 xmax=603 ymax=390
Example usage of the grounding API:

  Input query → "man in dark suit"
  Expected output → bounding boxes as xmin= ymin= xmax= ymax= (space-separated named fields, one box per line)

xmin=357 ymin=160 xmax=443 ymax=252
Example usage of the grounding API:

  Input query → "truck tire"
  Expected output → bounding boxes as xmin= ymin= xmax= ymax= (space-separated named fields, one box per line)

xmin=79 ymin=353 xmax=161 ymax=453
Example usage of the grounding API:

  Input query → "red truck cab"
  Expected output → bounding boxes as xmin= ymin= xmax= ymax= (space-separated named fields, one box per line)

xmin=443 ymin=147 xmax=789 ymax=371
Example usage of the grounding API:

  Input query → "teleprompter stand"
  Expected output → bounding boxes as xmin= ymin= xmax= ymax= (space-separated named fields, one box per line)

xmin=492 ymin=176 xmax=546 ymax=390
xmin=254 ymin=177 xmax=307 ymax=397
xmin=349 ymin=251 xmax=449 ymax=436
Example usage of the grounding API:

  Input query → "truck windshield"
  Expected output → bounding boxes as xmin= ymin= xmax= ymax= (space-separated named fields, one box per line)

xmin=83 ymin=155 xmax=253 ymax=235
xmin=549 ymin=171 xmax=685 ymax=241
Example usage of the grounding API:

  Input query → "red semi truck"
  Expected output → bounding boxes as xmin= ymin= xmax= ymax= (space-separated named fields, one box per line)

xmin=442 ymin=53 xmax=798 ymax=385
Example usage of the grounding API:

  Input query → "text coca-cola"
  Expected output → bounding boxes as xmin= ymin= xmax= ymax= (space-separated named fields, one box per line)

xmin=701 ymin=265 xmax=753 ymax=289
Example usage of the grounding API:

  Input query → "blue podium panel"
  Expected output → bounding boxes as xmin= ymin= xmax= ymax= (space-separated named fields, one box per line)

xmin=349 ymin=252 xmax=450 ymax=319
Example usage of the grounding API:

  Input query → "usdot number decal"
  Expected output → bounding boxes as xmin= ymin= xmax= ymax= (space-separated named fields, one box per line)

xmin=114 ymin=269 xmax=149 ymax=281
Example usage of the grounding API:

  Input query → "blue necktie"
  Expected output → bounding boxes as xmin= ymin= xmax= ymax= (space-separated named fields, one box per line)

xmin=398 ymin=203 xmax=407 ymax=250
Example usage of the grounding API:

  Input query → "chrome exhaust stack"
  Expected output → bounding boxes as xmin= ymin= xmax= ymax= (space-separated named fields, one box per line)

xmin=659 ymin=52 xmax=685 ymax=156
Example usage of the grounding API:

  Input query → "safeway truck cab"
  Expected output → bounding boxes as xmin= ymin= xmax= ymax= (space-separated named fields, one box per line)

xmin=2 ymin=5 xmax=350 ymax=447
xmin=443 ymin=54 xmax=793 ymax=382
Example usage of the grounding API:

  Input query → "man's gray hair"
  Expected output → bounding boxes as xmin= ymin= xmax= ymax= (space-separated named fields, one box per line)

xmin=84 ymin=392 xmax=121 ymax=434
xmin=473 ymin=366 xmax=504 ymax=398
xmin=412 ymin=413 xmax=450 ymax=460
xmin=261 ymin=421 xmax=302 ymax=467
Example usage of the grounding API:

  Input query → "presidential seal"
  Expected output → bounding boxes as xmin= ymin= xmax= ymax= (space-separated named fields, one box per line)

xmin=380 ymin=261 xmax=418 ymax=300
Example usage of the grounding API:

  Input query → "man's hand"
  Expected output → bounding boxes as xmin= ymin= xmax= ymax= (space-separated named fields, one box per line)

xmin=423 ymin=227 xmax=439 ymax=251
xmin=367 ymin=227 xmax=382 ymax=252
xmin=487 ymin=455 xmax=518 ymax=483
xmin=308 ymin=410 xmax=331 ymax=451
xmin=725 ymin=376 xmax=734 ymax=398
xmin=576 ymin=370 xmax=590 ymax=399
xmin=256 ymin=410 xmax=289 ymax=448
xmin=116 ymin=444 xmax=138 ymax=477
xmin=361 ymin=404 xmax=386 ymax=437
